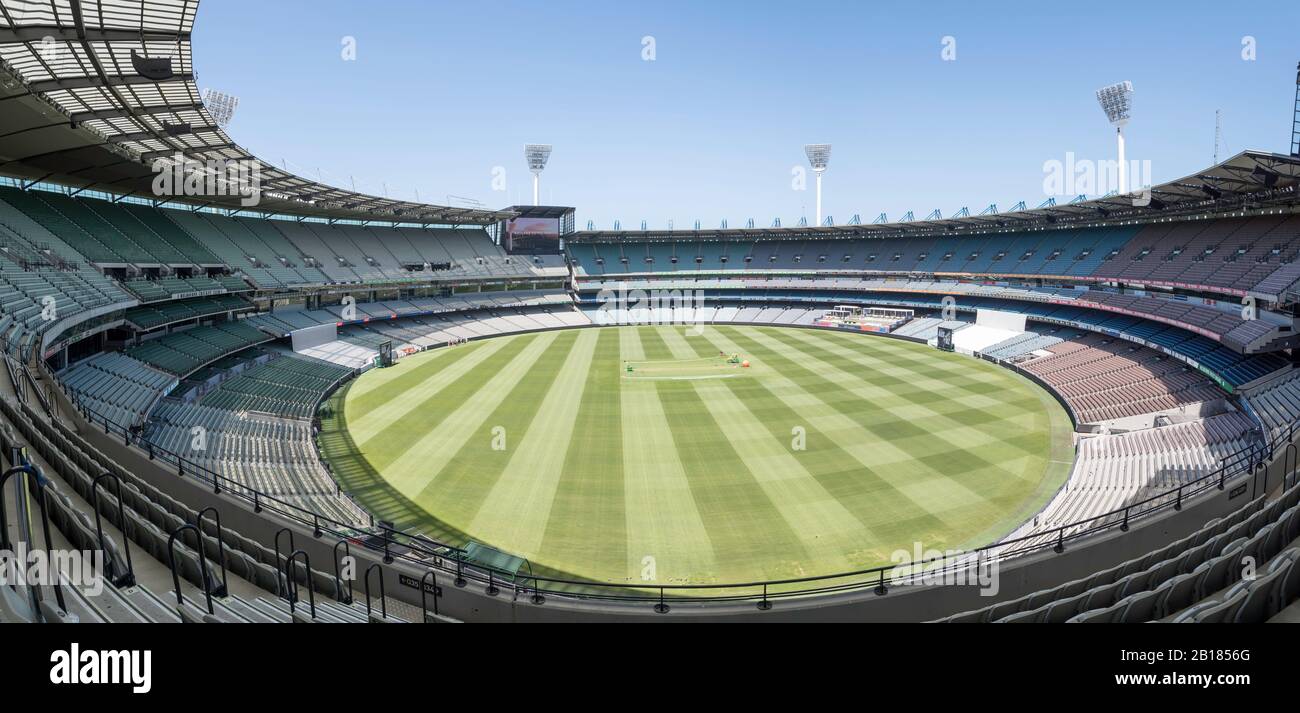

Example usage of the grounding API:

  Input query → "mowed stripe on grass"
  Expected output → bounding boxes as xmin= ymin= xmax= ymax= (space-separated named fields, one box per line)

xmin=773 ymin=327 xmax=1049 ymax=482
xmin=537 ymin=328 xmax=631 ymax=581
xmin=407 ymin=330 xmax=580 ymax=520
xmin=740 ymin=326 xmax=1070 ymax=548
xmin=373 ymin=331 xmax=565 ymax=495
xmin=346 ymin=336 xmax=517 ymax=449
xmin=658 ymin=326 xmax=871 ymax=573
xmin=698 ymin=327 xmax=952 ymax=530
xmin=465 ymin=329 xmax=601 ymax=559
xmin=618 ymin=326 xmax=720 ymax=582
xmin=325 ymin=325 xmax=1072 ymax=587
xmin=718 ymin=326 xmax=1027 ymax=546
xmin=638 ymin=327 xmax=813 ymax=581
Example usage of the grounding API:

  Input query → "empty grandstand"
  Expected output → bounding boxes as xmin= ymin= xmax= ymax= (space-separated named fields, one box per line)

xmin=0 ymin=0 xmax=1296 ymax=653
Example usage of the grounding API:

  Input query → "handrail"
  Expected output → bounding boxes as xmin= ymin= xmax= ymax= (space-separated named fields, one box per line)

xmin=165 ymin=523 xmax=214 ymax=616
xmin=37 ymin=340 xmax=1300 ymax=608
xmin=4 ymin=355 xmax=27 ymax=406
xmin=0 ymin=462 xmax=68 ymax=613
xmin=420 ymin=569 xmax=441 ymax=621
xmin=333 ymin=538 xmax=353 ymax=604
xmin=284 ymin=549 xmax=315 ymax=619
xmin=273 ymin=527 xmax=295 ymax=600
xmin=195 ymin=507 xmax=228 ymax=597
xmin=26 ymin=365 xmax=52 ymax=415
xmin=91 ymin=471 xmax=136 ymax=587
xmin=0 ymin=461 xmax=31 ymax=552
xmin=364 ymin=562 xmax=386 ymax=620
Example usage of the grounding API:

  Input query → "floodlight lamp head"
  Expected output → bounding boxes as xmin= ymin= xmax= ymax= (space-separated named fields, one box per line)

xmin=1095 ymin=81 xmax=1134 ymax=127
xmin=804 ymin=144 xmax=831 ymax=173
xmin=201 ymin=88 xmax=239 ymax=128
xmin=524 ymin=144 xmax=552 ymax=174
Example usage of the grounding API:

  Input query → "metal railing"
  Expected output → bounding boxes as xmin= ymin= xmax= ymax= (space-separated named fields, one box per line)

xmin=0 ymin=460 xmax=67 ymax=614
xmin=91 ymin=471 xmax=136 ymax=588
xmin=165 ymin=523 xmax=218 ymax=617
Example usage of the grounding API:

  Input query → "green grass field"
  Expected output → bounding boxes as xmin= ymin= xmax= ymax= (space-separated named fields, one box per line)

xmin=318 ymin=324 xmax=1073 ymax=590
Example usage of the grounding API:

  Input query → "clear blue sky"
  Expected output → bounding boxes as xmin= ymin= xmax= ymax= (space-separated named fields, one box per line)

xmin=193 ymin=0 xmax=1300 ymax=228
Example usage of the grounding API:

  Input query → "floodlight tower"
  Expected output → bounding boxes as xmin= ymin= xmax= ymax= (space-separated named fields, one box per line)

xmin=524 ymin=144 xmax=552 ymax=206
xmin=1095 ymin=81 xmax=1134 ymax=194
xmin=804 ymin=144 xmax=831 ymax=226
xmin=1290 ymin=61 xmax=1299 ymax=157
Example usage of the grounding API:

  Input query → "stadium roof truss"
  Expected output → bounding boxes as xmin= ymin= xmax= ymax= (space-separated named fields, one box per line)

xmin=0 ymin=0 xmax=514 ymax=226
xmin=572 ymin=150 xmax=1300 ymax=242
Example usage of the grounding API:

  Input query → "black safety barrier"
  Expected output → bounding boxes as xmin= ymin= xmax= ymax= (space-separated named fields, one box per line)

xmin=0 ymin=462 xmax=68 ymax=613
xmin=420 ymin=569 xmax=441 ymax=620
xmin=364 ymin=562 xmax=386 ymax=620
xmin=284 ymin=549 xmax=316 ymax=619
xmin=195 ymin=507 xmax=229 ymax=598
xmin=273 ymin=527 xmax=296 ymax=601
xmin=91 ymin=471 xmax=136 ymax=588
xmin=1286 ymin=443 xmax=1298 ymax=490
xmin=333 ymin=538 xmax=353 ymax=605
xmin=166 ymin=523 xmax=214 ymax=616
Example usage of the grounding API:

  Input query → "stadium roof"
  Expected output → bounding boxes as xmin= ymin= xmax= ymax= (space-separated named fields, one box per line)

xmin=0 ymin=0 xmax=513 ymax=226
xmin=572 ymin=150 xmax=1300 ymax=242
xmin=504 ymin=205 xmax=574 ymax=219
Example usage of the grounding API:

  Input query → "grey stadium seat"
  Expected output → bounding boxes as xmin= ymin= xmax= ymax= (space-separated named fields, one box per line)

xmin=1231 ymin=566 xmax=1288 ymax=623
xmin=1171 ymin=600 xmax=1221 ymax=623
xmin=1066 ymin=597 xmax=1128 ymax=623
xmin=1189 ymin=587 xmax=1250 ymax=623
xmin=1192 ymin=540 xmax=1247 ymax=599
xmin=1153 ymin=572 xmax=1200 ymax=619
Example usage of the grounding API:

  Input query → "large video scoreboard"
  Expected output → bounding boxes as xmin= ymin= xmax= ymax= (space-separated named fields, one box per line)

xmin=495 ymin=205 xmax=575 ymax=254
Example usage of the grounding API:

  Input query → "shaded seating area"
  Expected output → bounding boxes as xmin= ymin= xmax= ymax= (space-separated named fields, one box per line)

xmin=126 ymin=322 xmax=272 ymax=376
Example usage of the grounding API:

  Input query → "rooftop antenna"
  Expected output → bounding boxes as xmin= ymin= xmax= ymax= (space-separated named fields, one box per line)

xmin=1096 ymin=81 xmax=1134 ymax=193
xmin=524 ymin=144 xmax=552 ymax=206
xmin=445 ymin=194 xmax=484 ymax=209
xmin=1214 ymin=109 xmax=1223 ymax=164
xmin=804 ymin=144 xmax=831 ymax=226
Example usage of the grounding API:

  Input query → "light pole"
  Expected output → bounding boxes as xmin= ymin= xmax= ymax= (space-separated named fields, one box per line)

xmin=1290 ymin=61 xmax=1299 ymax=157
xmin=804 ymin=144 xmax=831 ymax=226
xmin=1096 ymin=81 xmax=1134 ymax=194
xmin=524 ymin=144 xmax=552 ymax=206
